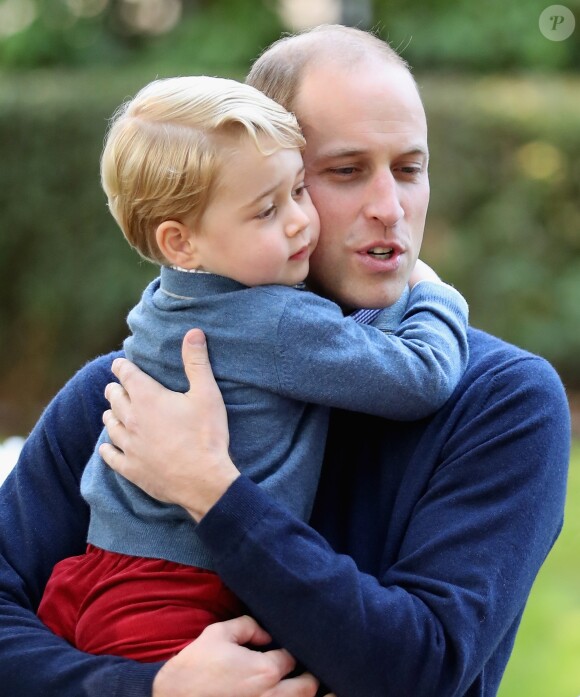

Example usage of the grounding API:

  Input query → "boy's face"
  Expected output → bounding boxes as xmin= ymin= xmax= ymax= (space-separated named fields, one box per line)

xmin=189 ymin=138 xmax=319 ymax=287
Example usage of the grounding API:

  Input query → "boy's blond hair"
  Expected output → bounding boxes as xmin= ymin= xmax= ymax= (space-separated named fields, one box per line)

xmin=101 ymin=76 xmax=305 ymax=264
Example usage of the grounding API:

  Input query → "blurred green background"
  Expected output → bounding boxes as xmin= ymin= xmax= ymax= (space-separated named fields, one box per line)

xmin=0 ymin=0 xmax=578 ymax=693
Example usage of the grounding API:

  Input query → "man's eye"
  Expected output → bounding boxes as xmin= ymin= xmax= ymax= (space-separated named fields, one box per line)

xmin=397 ymin=165 xmax=423 ymax=177
xmin=257 ymin=205 xmax=276 ymax=220
xmin=329 ymin=167 xmax=358 ymax=176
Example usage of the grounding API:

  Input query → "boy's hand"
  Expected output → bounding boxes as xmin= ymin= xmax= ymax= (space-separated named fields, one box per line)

xmin=408 ymin=259 xmax=442 ymax=288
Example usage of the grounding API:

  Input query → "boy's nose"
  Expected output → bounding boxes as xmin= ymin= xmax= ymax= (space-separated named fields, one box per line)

xmin=285 ymin=202 xmax=311 ymax=237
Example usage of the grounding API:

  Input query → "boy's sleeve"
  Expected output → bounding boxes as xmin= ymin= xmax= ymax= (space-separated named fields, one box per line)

xmin=275 ymin=281 xmax=469 ymax=419
xmin=0 ymin=353 xmax=161 ymax=697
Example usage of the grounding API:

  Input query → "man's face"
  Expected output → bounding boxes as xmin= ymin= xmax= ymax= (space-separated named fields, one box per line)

xmin=294 ymin=58 xmax=430 ymax=310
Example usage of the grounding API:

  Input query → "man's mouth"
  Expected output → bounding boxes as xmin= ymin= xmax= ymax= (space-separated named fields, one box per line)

xmin=367 ymin=246 xmax=395 ymax=260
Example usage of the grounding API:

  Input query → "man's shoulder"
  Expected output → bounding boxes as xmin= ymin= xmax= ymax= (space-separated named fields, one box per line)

xmin=467 ymin=327 xmax=554 ymax=370
xmin=76 ymin=350 xmax=124 ymax=382
xmin=30 ymin=351 xmax=125 ymax=462
xmin=60 ymin=351 xmax=124 ymax=406
xmin=464 ymin=327 xmax=566 ymax=404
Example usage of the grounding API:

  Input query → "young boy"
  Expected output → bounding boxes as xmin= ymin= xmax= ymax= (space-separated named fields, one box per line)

xmin=37 ymin=76 xmax=469 ymax=662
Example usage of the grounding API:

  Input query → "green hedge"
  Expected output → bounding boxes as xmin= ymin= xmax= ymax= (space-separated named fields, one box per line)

xmin=1 ymin=70 xmax=578 ymax=434
xmin=421 ymin=75 xmax=580 ymax=384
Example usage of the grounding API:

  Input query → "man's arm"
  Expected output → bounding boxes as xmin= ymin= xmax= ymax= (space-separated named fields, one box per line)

xmin=199 ymin=361 xmax=569 ymax=697
xmin=0 ymin=350 xmax=319 ymax=697
xmin=0 ymin=353 xmax=161 ymax=696
xmin=103 ymin=331 xmax=570 ymax=697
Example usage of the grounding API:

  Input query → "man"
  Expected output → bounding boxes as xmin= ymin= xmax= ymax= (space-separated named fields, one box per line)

xmin=0 ymin=25 xmax=570 ymax=697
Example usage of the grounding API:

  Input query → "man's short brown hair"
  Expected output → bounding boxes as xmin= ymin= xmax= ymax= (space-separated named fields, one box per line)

xmin=246 ymin=24 xmax=411 ymax=114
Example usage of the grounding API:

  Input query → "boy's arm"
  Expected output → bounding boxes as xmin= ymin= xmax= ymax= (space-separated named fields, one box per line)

xmin=273 ymin=280 xmax=468 ymax=419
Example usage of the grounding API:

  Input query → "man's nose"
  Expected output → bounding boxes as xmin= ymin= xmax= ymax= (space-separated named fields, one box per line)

xmin=364 ymin=170 xmax=404 ymax=228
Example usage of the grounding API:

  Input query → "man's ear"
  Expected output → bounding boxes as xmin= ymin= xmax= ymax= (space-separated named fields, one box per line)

xmin=155 ymin=220 xmax=200 ymax=268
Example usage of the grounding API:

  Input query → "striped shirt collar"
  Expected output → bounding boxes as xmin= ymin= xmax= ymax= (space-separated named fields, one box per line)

xmin=349 ymin=286 xmax=410 ymax=329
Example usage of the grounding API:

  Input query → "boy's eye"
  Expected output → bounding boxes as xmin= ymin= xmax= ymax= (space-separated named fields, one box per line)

xmin=256 ymin=204 xmax=276 ymax=220
xmin=292 ymin=183 xmax=308 ymax=198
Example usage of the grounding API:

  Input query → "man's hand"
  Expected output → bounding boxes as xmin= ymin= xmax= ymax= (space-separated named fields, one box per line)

xmin=99 ymin=328 xmax=239 ymax=521
xmin=153 ymin=615 xmax=320 ymax=697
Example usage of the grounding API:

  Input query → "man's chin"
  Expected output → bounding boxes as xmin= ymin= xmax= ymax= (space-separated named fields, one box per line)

xmin=358 ymin=281 xmax=409 ymax=310
xmin=304 ymin=273 xmax=409 ymax=311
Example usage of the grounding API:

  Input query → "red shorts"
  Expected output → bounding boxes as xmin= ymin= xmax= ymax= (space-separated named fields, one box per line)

xmin=37 ymin=545 xmax=245 ymax=662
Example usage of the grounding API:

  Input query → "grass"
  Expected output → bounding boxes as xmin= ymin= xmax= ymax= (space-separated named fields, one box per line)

xmin=498 ymin=440 xmax=580 ymax=696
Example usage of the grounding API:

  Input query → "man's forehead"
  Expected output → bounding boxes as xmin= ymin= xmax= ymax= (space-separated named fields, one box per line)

xmin=297 ymin=80 xmax=428 ymax=163
xmin=295 ymin=59 xmax=425 ymax=130
xmin=299 ymin=54 xmax=415 ymax=93
xmin=311 ymin=143 xmax=429 ymax=160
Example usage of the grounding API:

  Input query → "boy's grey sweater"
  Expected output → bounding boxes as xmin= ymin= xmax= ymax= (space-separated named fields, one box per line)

xmin=81 ymin=267 xmax=468 ymax=569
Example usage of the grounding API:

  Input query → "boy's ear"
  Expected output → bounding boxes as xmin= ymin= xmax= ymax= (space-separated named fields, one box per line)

xmin=155 ymin=220 xmax=200 ymax=268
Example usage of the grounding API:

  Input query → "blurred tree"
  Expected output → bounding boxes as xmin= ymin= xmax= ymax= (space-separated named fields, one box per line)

xmin=0 ymin=0 xmax=283 ymax=70
xmin=1 ymin=0 xmax=578 ymax=71
xmin=373 ymin=0 xmax=580 ymax=71
xmin=139 ymin=0 xmax=284 ymax=73
xmin=0 ymin=0 xmax=126 ymax=67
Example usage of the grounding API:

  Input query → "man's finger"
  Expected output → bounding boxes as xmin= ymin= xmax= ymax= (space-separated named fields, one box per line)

xmin=210 ymin=616 xmax=296 ymax=681
xmin=99 ymin=441 xmax=126 ymax=476
xmin=265 ymin=672 xmax=319 ymax=697
xmin=111 ymin=357 xmax=137 ymax=386
xmin=261 ymin=648 xmax=298 ymax=683
xmin=182 ymin=328 xmax=210 ymax=366
xmin=222 ymin=614 xmax=273 ymax=647
xmin=181 ymin=329 xmax=222 ymax=396
xmin=104 ymin=382 xmax=131 ymax=425
xmin=111 ymin=357 xmax=159 ymax=401
xmin=102 ymin=409 xmax=126 ymax=451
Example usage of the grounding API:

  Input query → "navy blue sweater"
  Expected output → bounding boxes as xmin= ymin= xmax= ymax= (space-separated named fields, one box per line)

xmin=0 ymin=328 xmax=570 ymax=696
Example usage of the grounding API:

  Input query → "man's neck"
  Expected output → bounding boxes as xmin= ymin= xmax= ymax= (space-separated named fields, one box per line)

xmin=348 ymin=286 xmax=410 ymax=330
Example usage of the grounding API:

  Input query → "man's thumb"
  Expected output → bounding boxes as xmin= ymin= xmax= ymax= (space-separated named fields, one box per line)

xmin=182 ymin=328 xmax=210 ymax=382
